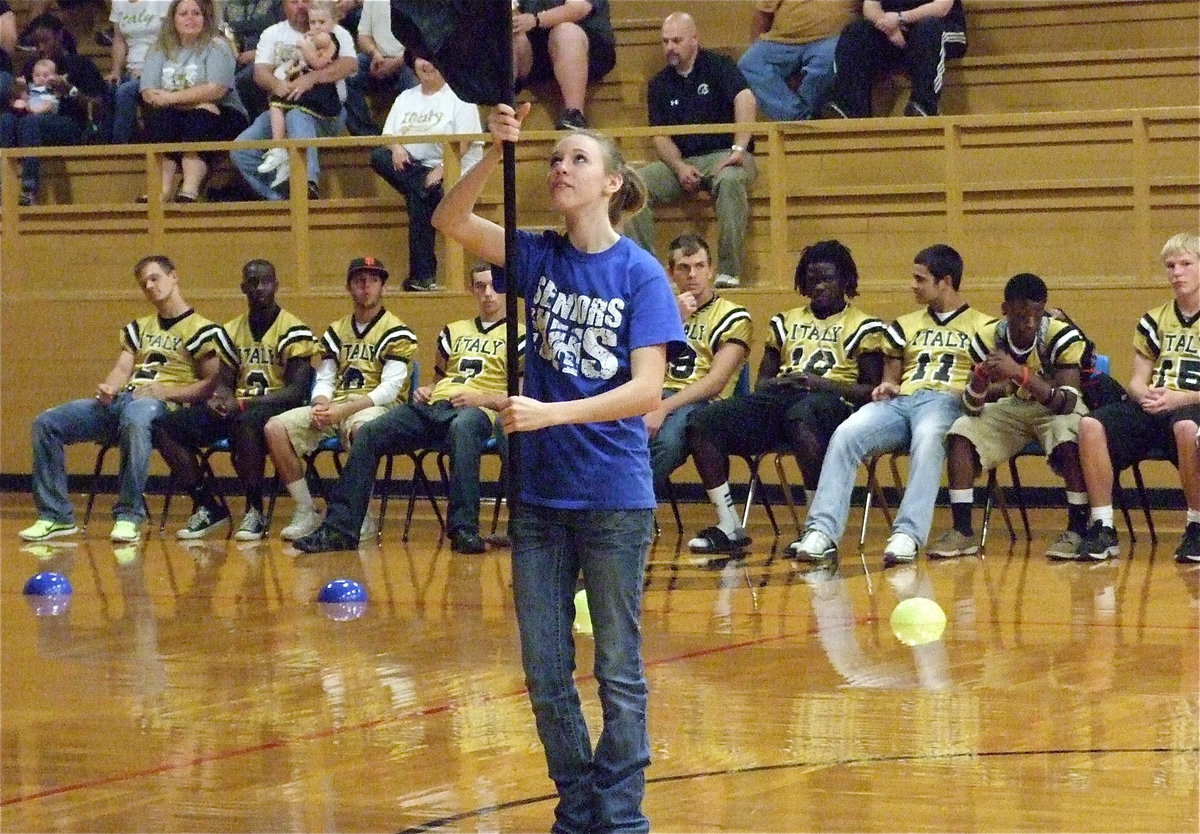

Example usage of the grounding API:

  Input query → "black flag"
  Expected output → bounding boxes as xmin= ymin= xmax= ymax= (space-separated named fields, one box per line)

xmin=390 ymin=0 xmax=512 ymax=106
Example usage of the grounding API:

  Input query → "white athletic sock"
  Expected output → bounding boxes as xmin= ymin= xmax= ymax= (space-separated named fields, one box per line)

xmin=1188 ymin=508 xmax=1200 ymax=525
xmin=1090 ymin=505 xmax=1114 ymax=528
xmin=286 ymin=479 xmax=313 ymax=509
xmin=949 ymin=488 xmax=974 ymax=505
xmin=706 ymin=483 xmax=740 ymax=533
xmin=1066 ymin=491 xmax=1088 ymax=506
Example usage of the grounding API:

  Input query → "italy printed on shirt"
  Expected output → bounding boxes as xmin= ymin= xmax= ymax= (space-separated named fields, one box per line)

xmin=321 ymin=309 xmax=418 ymax=402
xmin=1135 ymin=300 xmax=1200 ymax=392
xmin=528 ymin=274 xmax=625 ymax=380
xmin=883 ymin=305 xmax=995 ymax=395
xmin=768 ymin=304 xmax=886 ymax=386
xmin=121 ymin=310 xmax=237 ymax=391
xmin=429 ymin=317 xmax=527 ymax=406
xmin=666 ymin=296 xmax=752 ymax=397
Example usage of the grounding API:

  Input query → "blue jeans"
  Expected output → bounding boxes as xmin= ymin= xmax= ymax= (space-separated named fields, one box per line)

xmin=510 ymin=506 xmax=654 ymax=834
xmin=0 ymin=110 xmax=84 ymax=193
xmin=737 ymin=34 xmax=839 ymax=121
xmin=649 ymin=397 xmax=705 ymax=495
xmin=111 ymin=76 xmax=143 ymax=144
xmin=369 ymin=145 xmax=442 ymax=285
xmin=31 ymin=391 xmax=169 ymax=525
xmin=229 ymin=107 xmax=345 ymax=200
xmin=805 ymin=390 xmax=963 ymax=547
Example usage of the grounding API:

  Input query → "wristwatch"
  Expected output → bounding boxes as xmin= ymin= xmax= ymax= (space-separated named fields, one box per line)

xmin=730 ymin=144 xmax=745 ymax=153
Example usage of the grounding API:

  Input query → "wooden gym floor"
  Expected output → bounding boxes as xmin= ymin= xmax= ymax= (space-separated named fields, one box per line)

xmin=1 ymin=492 xmax=1196 ymax=833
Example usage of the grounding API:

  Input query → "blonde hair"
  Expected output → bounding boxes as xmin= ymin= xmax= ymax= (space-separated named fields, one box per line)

xmin=305 ymin=0 xmax=339 ymax=23
xmin=1161 ymin=232 xmax=1200 ymax=260
xmin=561 ymin=129 xmax=648 ymax=228
xmin=156 ymin=0 xmax=220 ymax=55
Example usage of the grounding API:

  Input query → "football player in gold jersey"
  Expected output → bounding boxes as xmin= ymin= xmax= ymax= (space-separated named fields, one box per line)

xmin=153 ymin=259 xmax=320 ymax=541
xmin=648 ymin=234 xmax=752 ymax=497
xmin=1077 ymin=233 xmax=1200 ymax=563
xmin=687 ymin=240 xmax=885 ymax=554
xmin=295 ymin=264 xmax=524 ymax=554
xmin=265 ymin=256 xmax=419 ymax=540
xmin=21 ymin=255 xmax=236 ymax=545
xmin=791 ymin=243 xmax=994 ymax=567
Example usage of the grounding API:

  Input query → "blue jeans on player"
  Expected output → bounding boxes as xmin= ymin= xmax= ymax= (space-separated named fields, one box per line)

xmin=736 ymin=34 xmax=839 ymax=121
xmin=510 ymin=505 xmax=655 ymax=834
xmin=229 ymin=107 xmax=345 ymax=200
xmin=649 ymin=395 xmax=705 ymax=496
xmin=805 ymin=390 xmax=963 ymax=547
xmin=31 ymin=391 xmax=168 ymax=525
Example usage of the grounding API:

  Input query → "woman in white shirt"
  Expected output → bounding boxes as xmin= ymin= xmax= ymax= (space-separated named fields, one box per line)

xmin=107 ymin=0 xmax=170 ymax=143
xmin=369 ymin=54 xmax=482 ymax=292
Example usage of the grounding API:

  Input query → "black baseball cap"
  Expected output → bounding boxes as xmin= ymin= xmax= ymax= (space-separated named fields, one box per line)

xmin=346 ymin=256 xmax=389 ymax=281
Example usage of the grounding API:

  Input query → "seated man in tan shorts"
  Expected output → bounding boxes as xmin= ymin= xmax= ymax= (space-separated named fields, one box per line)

xmin=928 ymin=272 xmax=1091 ymax=560
xmin=264 ymin=256 xmax=418 ymax=540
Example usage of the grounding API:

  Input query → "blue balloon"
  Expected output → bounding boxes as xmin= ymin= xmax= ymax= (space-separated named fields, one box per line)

xmin=318 ymin=601 xmax=367 ymax=622
xmin=23 ymin=571 xmax=72 ymax=597
xmin=317 ymin=578 xmax=368 ymax=604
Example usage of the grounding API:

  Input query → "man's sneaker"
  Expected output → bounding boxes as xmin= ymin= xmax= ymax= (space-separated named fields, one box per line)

xmin=882 ymin=532 xmax=918 ymax=567
xmin=257 ymin=146 xmax=287 ymax=174
xmin=359 ymin=513 xmax=378 ymax=542
xmin=1077 ymin=520 xmax=1119 ymax=561
xmin=293 ymin=525 xmax=359 ymax=554
xmin=110 ymin=520 xmax=142 ymax=543
xmin=555 ymin=108 xmax=588 ymax=130
xmin=787 ymin=529 xmax=837 ymax=562
xmin=403 ymin=279 xmax=444 ymax=292
xmin=714 ymin=274 xmax=740 ymax=289
xmin=904 ymin=100 xmax=936 ymax=117
xmin=1045 ymin=529 xmax=1083 ymax=561
xmin=927 ymin=528 xmax=978 ymax=559
xmin=234 ymin=508 xmax=267 ymax=541
xmin=451 ymin=529 xmax=487 ymax=554
xmin=1175 ymin=522 xmax=1200 ymax=564
xmin=19 ymin=519 xmax=78 ymax=542
xmin=177 ymin=505 xmax=231 ymax=540
xmin=280 ymin=506 xmax=323 ymax=540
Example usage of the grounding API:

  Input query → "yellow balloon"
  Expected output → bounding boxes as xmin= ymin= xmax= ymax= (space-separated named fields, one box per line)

xmin=890 ymin=596 xmax=947 ymax=646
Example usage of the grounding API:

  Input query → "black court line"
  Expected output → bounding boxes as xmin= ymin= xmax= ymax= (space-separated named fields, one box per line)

xmin=395 ymin=745 xmax=1199 ymax=832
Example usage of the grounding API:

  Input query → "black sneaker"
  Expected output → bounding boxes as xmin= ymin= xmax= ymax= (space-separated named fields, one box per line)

xmin=307 ymin=181 xmax=320 ymax=200
xmin=555 ymin=108 xmax=588 ymax=130
xmin=1175 ymin=522 xmax=1200 ymax=564
xmin=293 ymin=525 xmax=359 ymax=554
xmin=1078 ymin=520 xmax=1119 ymax=561
xmin=451 ymin=530 xmax=486 ymax=554
xmin=177 ymin=505 xmax=231 ymax=539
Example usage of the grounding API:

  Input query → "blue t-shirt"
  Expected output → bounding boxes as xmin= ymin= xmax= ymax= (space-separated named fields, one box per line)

xmin=499 ymin=229 xmax=686 ymax=510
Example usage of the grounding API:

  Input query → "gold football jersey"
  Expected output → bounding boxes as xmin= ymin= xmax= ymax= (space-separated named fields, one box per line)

xmin=430 ymin=317 xmax=527 ymax=404
xmin=665 ymin=296 xmax=753 ymax=398
xmin=767 ymin=303 xmax=885 ymax=386
xmin=883 ymin=305 xmax=995 ymax=395
xmin=320 ymin=309 xmax=418 ymax=402
xmin=1135 ymin=300 xmax=1200 ymax=392
xmin=224 ymin=308 xmax=320 ymax=399
xmin=121 ymin=310 xmax=236 ymax=390
xmin=972 ymin=315 xmax=1086 ymax=401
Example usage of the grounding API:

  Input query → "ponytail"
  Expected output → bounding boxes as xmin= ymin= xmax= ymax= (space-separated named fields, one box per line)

xmin=608 ymin=163 xmax=647 ymax=228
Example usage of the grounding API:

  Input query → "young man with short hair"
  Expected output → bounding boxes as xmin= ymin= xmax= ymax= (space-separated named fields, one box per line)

xmin=154 ymin=258 xmax=319 ymax=540
xmin=927 ymin=272 xmax=1091 ymax=560
xmin=265 ymin=256 xmax=418 ymax=540
xmin=791 ymin=243 xmax=994 ymax=567
xmin=295 ymin=264 xmax=524 ymax=554
xmin=1076 ymin=232 xmax=1200 ymax=563
xmin=20 ymin=255 xmax=235 ymax=543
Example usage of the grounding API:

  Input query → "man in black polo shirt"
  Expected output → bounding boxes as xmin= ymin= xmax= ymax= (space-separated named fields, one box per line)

xmin=625 ymin=12 xmax=757 ymax=289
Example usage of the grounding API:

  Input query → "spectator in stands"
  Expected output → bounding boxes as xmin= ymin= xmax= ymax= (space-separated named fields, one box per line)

xmin=139 ymin=0 xmax=248 ymax=202
xmin=343 ymin=0 xmax=415 ymax=136
xmin=737 ymin=0 xmax=860 ymax=122
xmin=222 ymin=0 xmax=283 ymax=119
xmin=1075 ymin=232 xmax=1200 ymax=564
xmin=649 ymin=233 xmax=752 ymax=500
xmin=0 ymin=1 xmax=15 ymax=102
xmin=625 ymin=12 xmax=757 ymax=289
xmin=789 ymin=244 xmax=993 ymax=567
xmin=229 ymin=0 xmax=356 ymax=200
xmin=8 ymin=58 xmax=66 ymax=114
xmin=154 ymin=258 xmax=319 ymax=541
xmin=823 ymin=0 xmax=966 ymax=118
xmin=294 ymin=263 xmax=525 ymax=555
xmin=370 ymin=53 xmax=483 ymax=292
xmin=686 ymin=240 xmax=884 ymax=555
xmin=0 ymin=17 xmax=106 ymax=205
xmin=18 ymin=254 xmax=235 ymax=545
xmin=254 ymin=0 xmax=340 ymax=189
xmin=512 ymin=0 xmax=615 ymax=130
xmin=107 ymin=0 xmax=171 ymax=143
xmin=265 ymin=256 xmax=418 ymax=541
xmin=927 ymin=273 xmax=1093 ymax=561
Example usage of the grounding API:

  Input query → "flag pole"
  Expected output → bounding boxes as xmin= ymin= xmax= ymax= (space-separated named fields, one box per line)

xmin=498 ymin=1 xmax=521 ymax=521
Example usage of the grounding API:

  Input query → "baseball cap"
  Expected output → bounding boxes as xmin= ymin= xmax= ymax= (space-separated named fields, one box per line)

xmin=346 ymin=256 xmax=389 ymax=281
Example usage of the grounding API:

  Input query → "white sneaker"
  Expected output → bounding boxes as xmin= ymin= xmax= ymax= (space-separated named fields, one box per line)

xmin=234 ymin=508 xmax=267 ymax=541
xmin=257 ymin=147 xmax=286 ymax=174
xmin=714 ymin=274 xmax=740 ymax=289
xmin=280 ymin=505 xmax=322 ymax=540
xmin=359 ymin=512 xmax=377 ymax=542
xmin=270 ymin=161 xmax=291 ymax=188
xmin=787 ymin=529 xmax=836 ymax=562
xmin=883 ymin=532 xmax=919 ymax=567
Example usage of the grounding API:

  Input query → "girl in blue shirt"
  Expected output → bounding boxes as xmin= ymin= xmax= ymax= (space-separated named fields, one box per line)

xmin=434 ymin=102 xmax=684 ymax=834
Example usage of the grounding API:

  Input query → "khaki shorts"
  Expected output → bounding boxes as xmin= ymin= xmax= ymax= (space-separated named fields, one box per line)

xmin=272 ymin=404 xmax=390 ymax=457
xmin=948 ymin=395 xmax=1085 ymax=472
